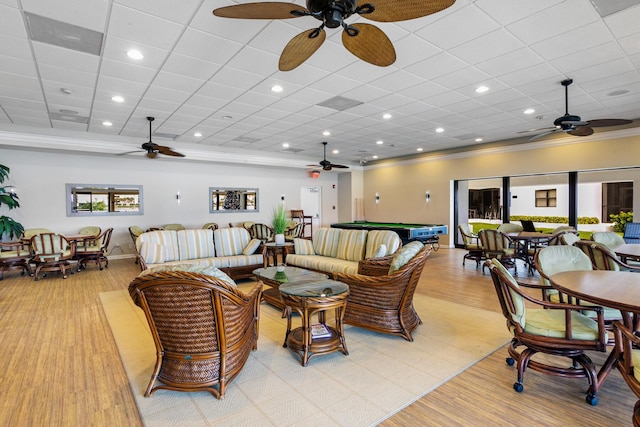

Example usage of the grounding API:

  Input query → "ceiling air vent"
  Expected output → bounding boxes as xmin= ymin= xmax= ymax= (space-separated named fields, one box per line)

xmin=49 ymin=112 xmax=89 ymax=124
xmin=24 ymin=12 xmax=103 ymax=56
xmin=317 ymin=96 xmax=363 ymax=111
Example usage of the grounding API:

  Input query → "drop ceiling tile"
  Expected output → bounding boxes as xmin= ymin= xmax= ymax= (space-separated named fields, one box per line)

xmin=6 ymin=115 xmax=51 ymax=127
xmin=152 ymin=70 xmax=205 ymax=94
xmin=144 ymin=86 xmax=191 ymax=106
xmin=114 ymin=0 xmax=203 ymax=24
xmin=21 ymin=0 xmax=109 ymax=31
xmin=496 ymin=62 xmax=561 ymax=87
xmin=450 ymin=29 xmax=525 ymax=65
xmin=199 ymin=8 xmax=271 ymax=45
xmin=0 ymin=34 xmax=32 ymax=60
xmin=474 ymin=0 xmax=565 ymax=25
xmin=604 ymin=4 xmax=640 ymax=38
xmin=506 ymin=0 xmax=600 ymax=45
xmin=102 ymin=35 xmax=170 ymax=69
xmin=530 ymin=21 xmax=613 ymax=62
xmin=96 ymin=75 xmax=148 ymax=98
xmin=162 ymin=53 xmax=222 ymax=81
xmin=173 ymin=27 xmax=242 ymax=64
xmin=475 ymin=47 xmax=545 ymax=77
xmin=208 ymin=66 xmax=264 ymax=91
xmin=0 ymin=55 xmax=38 ymax=77
xmin=225 ymin=45 xmax=279 ymax=74
xmin=0 ymin=0 xmax=18 ymax=7
xmin=415 ymin=4 xmax=500 ymax=50
xmin=570 ymin=58 xmax=636 ymax=85
xmin=405 ymin=52 xmax=468 ymax=80
xmin=0 ymin=73 xmax=42 ymax=92
xmin=432 ymin=67 xmax=492 ymax=91
xmin=108 ymin=4 xmax=184 ymax=50
xmin=2 ymin=102 xmax=49 ymax=117
xmin=619 ymin=32 xmax=640 ymax=56
xmin=0 ymin=5 xmax=28 ymax=38
xmin=99 ymin=58 xmax=156 ymax=85
xmin=32 ymin=43 xmax=100 ymax=73
xmin=550 ymin=41 xmax=625 ymax=74
xmin=392 ymin=36 xmax=441 ymax=68
xmin=92 ymin=99 xmax=137 ymax=116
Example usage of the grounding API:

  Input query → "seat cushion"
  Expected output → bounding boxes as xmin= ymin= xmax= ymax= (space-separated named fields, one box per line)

xmin=524 ymin=308 xmax=600 ymax=340
xmin=285 ymin=254 xmax=358 ymax=274
xmin=293 ymin=238 xmax=315 ymax=255
xmin=243 ymin=238 xmax=262 ymax=255
xmin=136 ymin=230 xmax=180 ymax=262
xmin=177 ymin=229 xmax=215 ymax=260
xmin=364 ymin=230 xmax=401 ymax=259
xmin=214 ymin=227 xmax=251 ymax=256
xmin=141 ymin=262 xmax=236 ymax=286
xmin=633 ymin=349 xmax=640 ymax=383
xmin=312 ymin=228 xmax=341 ymax=257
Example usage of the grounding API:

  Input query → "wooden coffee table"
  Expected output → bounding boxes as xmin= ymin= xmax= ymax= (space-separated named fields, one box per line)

xmin=280 ymin=279 xmax=349 ymax=366
xmin=252 ymin=266 xmax=328 ymax=309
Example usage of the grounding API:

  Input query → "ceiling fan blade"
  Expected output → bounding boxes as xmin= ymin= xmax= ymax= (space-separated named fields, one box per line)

xmin=516 ymin=126 xmax=558 ymax=134
xmin=342 ymin=23 xmax=395 ymax=67
xmin=567 ymin=126 xmax=594 ymax=137
xmin=358 ymin=0 xmax=455 ymax=22
xmin=279 ymin=28 xmax=326 ymax=71
xmin=330 ymin=164 xmax=349 ymax=169
xmin=213 ymin=2 xmax=308 ymax=19
xmin=528 ymin=129 xmax=561 ymax=141
xmin=156 ymin=145 xmax=185 ymax=157
xmin=586 ymin=118 xmax=633 ymax=127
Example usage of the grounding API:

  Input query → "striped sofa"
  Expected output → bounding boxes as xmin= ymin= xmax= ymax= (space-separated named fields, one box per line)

xmin=285 ymin=227 xmax=401 ymax=275
xmin=135 ymin=228 xmax=263 ymax=280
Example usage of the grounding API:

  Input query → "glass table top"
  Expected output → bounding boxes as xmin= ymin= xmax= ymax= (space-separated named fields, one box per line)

xmin=279 ymin=279 xmax=348 ymax=298
xmin=253 ymin=266 xmax=327 ymax=284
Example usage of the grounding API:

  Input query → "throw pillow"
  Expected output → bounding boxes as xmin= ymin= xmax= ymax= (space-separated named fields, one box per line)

xmin=142 ymin=263 xmax=236 ymax=286
xmin=373 ymin=243 xmax=387 ymax=258
xmin=139 ymin=242 xmax=165 ymax=264
xmin=243 ymin=238 xmax=262 ymax=255
xmin=389 ymin=241 xmax=424 ymax=274
xmin=294 ymin=238 xmax=315 ymax=255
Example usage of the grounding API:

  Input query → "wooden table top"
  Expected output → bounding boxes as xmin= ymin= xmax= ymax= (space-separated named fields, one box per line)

xmin=508 ymin=231 xmax=552 ymax=240
xmin=550 ymin=270 xmax=640 ymax=314
xmin=611 ymin=243 xmax=640 ymax=258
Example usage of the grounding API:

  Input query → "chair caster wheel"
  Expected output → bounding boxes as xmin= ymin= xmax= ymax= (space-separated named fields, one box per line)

xmin=513 ymin=382 xmax=523 ymax=392
xmin=586 ymin=394 xmax=598 ymax=406
xmin=506 ymin=357 xmax=515 ymax=366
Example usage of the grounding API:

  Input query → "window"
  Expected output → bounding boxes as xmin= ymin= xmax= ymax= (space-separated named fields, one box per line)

xmin=602 ymin=181 xmax=633 ymax=219
xmin=209 ymin=188 xmax=258 ymax=212
xmin=66 ymin=184 xmax=143 ymax=216
xmin=535 ymin=189 xmax=557 ymax=207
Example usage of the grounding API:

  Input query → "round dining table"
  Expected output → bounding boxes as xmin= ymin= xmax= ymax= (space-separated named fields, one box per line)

xmin=549 ymin=270 xmax=640 ymax=392
xmin=611 ymin=243 xmax=640 ymax=262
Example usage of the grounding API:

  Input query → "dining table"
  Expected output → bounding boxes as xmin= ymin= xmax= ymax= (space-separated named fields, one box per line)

xmin=611 ymin=243 xmax=640 ymax=263
xmin=507 ymin=231 xmax=552 ymax=275
xmin=549 ymin=270 xmax=640 ymax=392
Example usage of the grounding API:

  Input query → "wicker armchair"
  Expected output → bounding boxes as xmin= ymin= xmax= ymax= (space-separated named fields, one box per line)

xmin=333 ymin=245 xmax=431 ymax=341
xmin=0 ymin=240 xmax=32 ymax=280
xmin=128 ymin=271 xmax=262 ymax=399
xmin=30 ymin=233 xmax=75 ymax=280
xmin=612 ymin=321 xmax=640 ymax=426
xmin=75 ymin=227 xmax=113 ymax=271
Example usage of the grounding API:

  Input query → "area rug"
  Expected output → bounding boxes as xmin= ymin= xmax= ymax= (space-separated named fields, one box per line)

xmin=100 ymin=289 xmax=510 ymax=426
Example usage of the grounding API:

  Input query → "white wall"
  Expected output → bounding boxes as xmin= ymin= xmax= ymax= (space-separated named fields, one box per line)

xmin=1 ymin=149 xmax=340 ymax=258
xmin=508 ymin=183 xmax=603 ymax=220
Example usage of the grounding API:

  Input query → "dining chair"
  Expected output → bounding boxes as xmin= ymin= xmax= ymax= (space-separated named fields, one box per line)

xmin=458 ymin=224 xmax=484 ymax=268
xmin=496 ymin=223 xmax=523 ymax=233
xmin=612 ymin=321 xmax=640 ymax=426
xmin=591 ymin=231 xmax=625 ymax=248
xmin=30 ymin=233 xmax=75 ymax=280
xmin=284 ymin=222 xmax=305 ymax=242
xmin=574 ymin=240 xmax=640 ymax=272
xmin=487 ymin=258 xmax=607 ymax=405
xmin=163 ymin=223 xmax=185 ymax=231
xmin=75 ymin=228 xmax=113 ymax=271
xmin=478 ymin=229 xmax=517 ymax=275
xmin=0 ymin=240 xmax=32 ymax=280
xmin=249 ymin=223 xmax=274 ymax=242
xmin=202 ymin=222 xmax=218 ymax=230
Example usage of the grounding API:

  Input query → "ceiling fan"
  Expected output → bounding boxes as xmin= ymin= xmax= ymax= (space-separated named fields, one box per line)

xmin=212 ymin=0 xmax=455 ymax=71
xmin=119 ymin=117 xmax=185 ymax=159
xmin=523 ymin=79 xmax=633 ymax=141
xmin=307 ymin=142 xmax=349 ymax=171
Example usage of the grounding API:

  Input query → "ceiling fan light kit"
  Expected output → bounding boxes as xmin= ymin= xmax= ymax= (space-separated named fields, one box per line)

xmin=213 ymin=0 xmax=456 ymax=71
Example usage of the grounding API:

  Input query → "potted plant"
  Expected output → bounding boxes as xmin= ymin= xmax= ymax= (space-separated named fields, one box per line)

xmin=272 ymin=204 xmax=288 ymax=245
xmin=0 ymin=164 xmax=24 ymax=240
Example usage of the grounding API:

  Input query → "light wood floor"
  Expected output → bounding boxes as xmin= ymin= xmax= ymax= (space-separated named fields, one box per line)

xmin=0 ymin=250 xmax=636 ymax=426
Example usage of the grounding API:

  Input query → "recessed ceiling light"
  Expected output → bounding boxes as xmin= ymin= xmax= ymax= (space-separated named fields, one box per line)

xmin=323 ymin=130 xmax=331 ymax=136
xmin=416 ymin=148 xmax=423 ymax=152
xmin=475 ymin=138 xmax=483 ymax=142
xmin=194 ymin=132 xmax=202 ymax=137
xmin=102 ymin=121 xmax=112 ymax=127
xmin=524 ymin=108 xmax=535 ymax=114
xmin=382 ymin=113 xmax=392 ymax=119
xmin=111 ymin=95 xmax=124 ymax=103
xmin=271 ymin=85 xmax=283 ymax=93
xmin=59 ymin=108 xmax=77 ymax=115
xmin=608 ymin=89 xmax=629 ymax=96
xmin=376 ymin=140 xmax=383 ymax=145
xmin=435 ymin=127 xmax=444 ymax=133
xmin=332 ymin=149 xmax=339 ymax=154
xmin=475 ymin=85 xmax=489 ymax=93
xmin=222 ymin=115 xmax=233 ymax=119
xmin=126 ymin=49 xmax=143 ymax=60
xmin=282 ymin=142 xmax=290 ymax=148
xmin=60 ymin=88 xmax=72 ymax=95
xmin=372 ymin=155 xmax=378 ymax=159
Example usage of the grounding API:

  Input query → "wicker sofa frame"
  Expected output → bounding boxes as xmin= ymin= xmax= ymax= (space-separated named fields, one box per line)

xmin=333 ymin=246 xmax=431 ymax=341
xmin=129 ymin=271 xmax=262 ymax=399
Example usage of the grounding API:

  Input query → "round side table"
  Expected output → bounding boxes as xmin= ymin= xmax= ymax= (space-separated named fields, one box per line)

xmin=279 ymin=280 xmax=349 ymax=366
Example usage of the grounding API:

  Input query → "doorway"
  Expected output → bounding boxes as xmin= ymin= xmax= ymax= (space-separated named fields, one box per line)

xmin=300 ymin=186 xmax=322 ymax=235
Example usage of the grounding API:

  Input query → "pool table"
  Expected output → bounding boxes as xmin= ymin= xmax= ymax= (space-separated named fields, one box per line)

xmin=330 ymin=221 xmax=448 ymax=246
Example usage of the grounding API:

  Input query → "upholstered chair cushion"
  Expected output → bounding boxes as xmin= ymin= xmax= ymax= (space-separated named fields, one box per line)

xmin=214 ymin=227 xmax=251 ymax=256
xmin=139 ymin=242 xmax=166 ymax=264
xmin=364 ymin=230 xmax=401 ymax=258
xmin=389 ymin=241 xmax=424 ymax=274
xmin=491 ymin=259 xmax=525 ymax=327
xmin=141 ymin=263 xmax=236 ymax=286
xmin=591 ymin=231 xmax=625 ymax=248
xmin=136 ymin=230 xmax=180 ymax=262
xmin=312 ymin=227 xmax=341 ymax=257
xmin=524 ymin=309 xmax=600 ymax=340
xmin=335 ymin=229 xmax=368 ymax=262
xmin=243 ymin=238 xmax=262 ymax=255
xmin=633 ymin=349 xmax=640 ymax=382
xmin=177 ymin=229 xmax=215 ymax=260
xmin=293 ymin=238 xmax=315 ymax=255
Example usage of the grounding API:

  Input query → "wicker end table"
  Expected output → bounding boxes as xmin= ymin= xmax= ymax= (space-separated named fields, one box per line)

xmin=280 ymin=279 xmax=349 ymax=367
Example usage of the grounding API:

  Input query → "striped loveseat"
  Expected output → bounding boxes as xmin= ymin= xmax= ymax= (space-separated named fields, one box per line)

xmin=135 ymin=228 xmax=263 ymax=280
xmin=285 ymin=227 xmax=401 ymax=275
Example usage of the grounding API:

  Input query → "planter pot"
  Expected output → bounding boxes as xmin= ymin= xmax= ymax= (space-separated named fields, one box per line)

xmin=274 ymin=234 xmax=285 ymax=245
